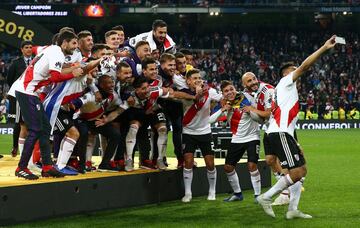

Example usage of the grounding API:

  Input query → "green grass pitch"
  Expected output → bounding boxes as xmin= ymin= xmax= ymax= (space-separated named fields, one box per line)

xmin=1 ymin=129 xmax=360 ymax=227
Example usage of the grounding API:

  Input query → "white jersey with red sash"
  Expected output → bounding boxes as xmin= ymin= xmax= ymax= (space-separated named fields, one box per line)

xmin=252 ymin=82 xmax=274 ymax=127
xmin=182 ymin=87 xmax=221 ymax=135
xmin=15 ymin=45 xmax=65 ymax=96
xmin=267 ymin=72 xmax=299 ymax=137
xmin=228 ymin=92 xmax=260 ymax=143
xmin=79 ymin=91 xmax=121 ymax=121
xmin=144 ymin=86 xmax=169 ymax=112
xmin=131 ymin=78 xmax=168 ymax=111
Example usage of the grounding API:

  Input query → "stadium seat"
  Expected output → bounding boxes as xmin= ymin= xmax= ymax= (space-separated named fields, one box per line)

xmin=332 ymin=110 xmax=339 ymax=119
xmin=312 ymin=113 xmax=318 ymax=120
xmin=298 ymin=111 xmax=305 ymax=120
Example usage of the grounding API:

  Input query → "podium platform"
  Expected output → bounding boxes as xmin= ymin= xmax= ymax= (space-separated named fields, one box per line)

xmin=0 ymin=155 xmax=271 ymax=225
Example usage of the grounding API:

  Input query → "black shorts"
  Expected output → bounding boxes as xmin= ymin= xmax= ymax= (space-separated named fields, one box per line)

xmin=54 ymin=109 xmax=75 ymax=134
xmin=225 ymin=140 xmax=260 ymax=166
xmin=263 ymin=133 xmax=275 ymax=156
xmin=146 ymin=109 xmax=166 ymax=127
xmin=121 ymin=107 xmax=146 ymax=124
xmin=182 ymin=133 xmax=213 ymax=156
xmin=268 ymin=132 xmax=306 ymax=170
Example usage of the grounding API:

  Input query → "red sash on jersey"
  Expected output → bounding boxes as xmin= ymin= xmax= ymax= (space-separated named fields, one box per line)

xmin=230 ymin=108 xmax=243 ymax=135
xmin=145 ymin=89 xmax=160 ymax=111
xmin=182 ymin=92 xmax=209 ymax=127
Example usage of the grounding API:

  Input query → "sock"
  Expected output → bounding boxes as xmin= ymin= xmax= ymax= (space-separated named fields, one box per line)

xmin=149 ymin=130 xmax=155 ymax=160
xmin=56 ymin=136 xmax=77 ymax=169
xmin=250 ymin=169 xmax=261 ymax=196
xmin=207 ymin=168 xmax=217 ymax=194
xmin=86 ymin=134 xmax=96 ymax=162
xmin=274 ymin=172 xmax=282 ymax=181
xmin=183 ymin=168 xmax=193 ymax=196
xmin=18 ymin=137 xmax=25 ymax=156
xmin=288 ymin=178 xmax=304 ymax=211
xmin=100 ymin=135 xmax=107 ymax=157
xmin=157 ymin=127 xmax=167 ymax=160
xmin=263 ymin=174 xmax=294 ymax=199
xmin=126 ymin=124 xmax=138 ymax=160
xmin=28 ymin=154 xmax=35 ymax=167
xmin=226 ymin=170 xmax=241 ymax=194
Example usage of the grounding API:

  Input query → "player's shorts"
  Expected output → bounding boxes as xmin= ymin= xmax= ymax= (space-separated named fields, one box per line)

xmin=54 ymin=109 xmax=75 ymax=134
xmin=121 ymin=107 xmax=146 ymax=124
xmin=268 ymin=132 xmax=306 ymax=170
xmin=146 ymin=109 xmax=166 ymax=127
xmin=182 ymin=133 xmax=214 ymax=156
xmin=15 ymin=100 xmax=24 ymax=124
xmin=225 ymin=140 xmax=260 ymax=166
xmin=263 ymin=133 xmax=276 ymax=156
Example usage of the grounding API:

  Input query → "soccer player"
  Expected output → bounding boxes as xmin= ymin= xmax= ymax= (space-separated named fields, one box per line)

xmin=77 ymin=30 xmax=94 ymax=60
xmin=123 ymin=76 xmax=168 ymax=171
xmin=240 ymin=72 xmax=291 ymax=205
xmin=71 ymin=74 xmax=126 ymax=172
xmin=129 ymin=19 xmax=176 ymax=54
xmin=6 ymin=40 xmax=33 ymax=157
xmin=12 ymin=30 xmax=83 ymax=179
xmin=173 ymin=52 xmax=191 ymax=91
xmin=181 ymin=69 xmax=222 ymax=203
xmin=105 ymin=30 xmax=120 ymax=53
xmin=257 ymin=35 xmax=337 ymax=219
xmin=210 ymin=79 xmax=262 ymax=202
xmin=123 ymin=40 xmax=151 ymax=77
xmin=157 ymin=53 xmax=184 ymax=168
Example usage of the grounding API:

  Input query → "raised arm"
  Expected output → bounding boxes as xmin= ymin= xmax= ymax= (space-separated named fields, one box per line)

xmin=292 ymin=35 xmax=337 ymax=82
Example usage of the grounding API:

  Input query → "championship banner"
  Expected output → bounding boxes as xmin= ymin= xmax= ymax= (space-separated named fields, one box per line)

xmin=0 ymin=9 xmax=53 ymax=48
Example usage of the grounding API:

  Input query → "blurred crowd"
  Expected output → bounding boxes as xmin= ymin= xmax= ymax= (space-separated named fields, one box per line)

xmin=178 ymin=30 xmax=360 ymax=119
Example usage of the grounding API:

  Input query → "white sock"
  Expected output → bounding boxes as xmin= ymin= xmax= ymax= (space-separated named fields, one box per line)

xmin=18 ymin=137 xmax=25 ymax=156
xmin=56 ymin=136 xmax=77 ymax=169
xmin=274 ymin=172 xmax=282 ymax=181
xmin=226 ymin=170 xmax=241 ymax=193
xmin=157 ymin=127 xmax=167 ymax=160
xmin=207 ymin=168 xmax=217 ymax=194
xmin=263 ymin=174 xmax=293 ymax=199
xmin=275 ymin=173 xmax=290 ymax=196
xmin=183 ymin=168 xmax=193 ymax=196
xmin=250 ymin=169 xmax=261 ymax=196
xmin=86 ymin=134 xmax=96 ymax=162
xmin=149 ymin=130 xmax=155 ymax=160
xmin=288 ymin=179 xmax=304 ymax=211
xmin=126 ymin=124 xmax=138 ymax=159
xmin=100 ymin=135 xmax=107 ymax=158
xmin=28 ymin=154 xmax=35 ymax=166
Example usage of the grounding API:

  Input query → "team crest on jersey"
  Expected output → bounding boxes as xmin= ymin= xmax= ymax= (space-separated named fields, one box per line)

xmin=36 ymin=104 xmax=41 ymax=111
xmin=63 ymin=119 xmax=69 ymax=125
xmin=65 ymin=56 xmax=72 ymax=62
xmin=55 ymin=62 xmax=62 ymax=69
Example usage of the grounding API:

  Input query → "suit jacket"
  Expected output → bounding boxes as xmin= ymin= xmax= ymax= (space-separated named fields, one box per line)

xmin=6 ymin=56 xmax=27 ymax=87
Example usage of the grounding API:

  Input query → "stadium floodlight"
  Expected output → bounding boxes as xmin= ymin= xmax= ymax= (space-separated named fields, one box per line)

xmin=210 ymin=11 xmax=214 ymax=16
xmin=343 ymin=11 xmax=347 ymax=15
xmin=215 ymin=12 xmax=219 ymax=16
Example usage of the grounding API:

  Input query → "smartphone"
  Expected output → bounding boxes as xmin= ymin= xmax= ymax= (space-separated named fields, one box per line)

xmin=335 ymin=36 xmax=346 ymax=45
